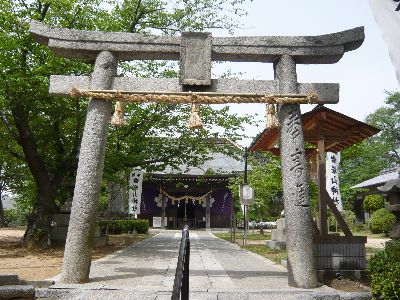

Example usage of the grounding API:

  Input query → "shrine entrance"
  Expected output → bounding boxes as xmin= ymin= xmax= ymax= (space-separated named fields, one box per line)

xmin=29 ymin=20 xmax=365 ymax=288
xmin=176 ymin=201 xmax=195 ymax=225
xmin=142 ymin=173 xmax=235 ymax=230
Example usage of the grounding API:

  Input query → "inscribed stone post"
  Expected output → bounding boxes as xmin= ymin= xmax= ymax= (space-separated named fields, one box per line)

xmin=161 ymin=196 xmax=166 ymax=229
xmin=206 ymin=197 xmax=211 ymax=230
xmin=108 ymin=181 xmax=126 ymax=214
xmin=61 ymin=51 xmax=117 ymax=283
xmin=275 ymin=55 xmax=318 ymax=288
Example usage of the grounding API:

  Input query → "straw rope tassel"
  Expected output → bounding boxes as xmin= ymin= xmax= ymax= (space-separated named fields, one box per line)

xmin=266 ymin=104 xmax=278 ymax=129
xmin=111 ymin=101 xmax=126 ymax=126
xmin=188 ymin=103 xmax=203 ymax=130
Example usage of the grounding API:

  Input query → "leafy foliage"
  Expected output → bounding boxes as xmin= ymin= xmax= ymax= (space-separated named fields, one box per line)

xmin=328 ymin=210 xmax=365 ymax=232
xmin=229 ymin=152 xmax=283 ymax=221
xmin=369 ymin=208 xmax=396 ymax=236
xmin=363 ymin=194 xmax=385 ymax=213
xmin=368 ymin=240 xmax=400 ymax=299
xmin=339 ymin=91 xmax=399 ymax=211
xmin=365 ymin=91 xmax=400 ymax=164
xmin=97 ymin=219 xmax=149 ymax=234
xmin=3 ymin=209 xmax=27 ymax=226
xmin=0 ymin=0 xmax=253 ymax=247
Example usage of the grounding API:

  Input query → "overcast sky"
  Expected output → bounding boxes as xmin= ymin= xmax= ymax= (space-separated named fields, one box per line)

xmin=211 ymin=0 xmax=399 ymax=146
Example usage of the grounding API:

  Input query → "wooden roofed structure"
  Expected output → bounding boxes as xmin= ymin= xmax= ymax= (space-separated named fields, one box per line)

xmin=250 ymin=105 xmax=380 ymax=237
xmin=251 ymin=105 xmax=379 ymax=154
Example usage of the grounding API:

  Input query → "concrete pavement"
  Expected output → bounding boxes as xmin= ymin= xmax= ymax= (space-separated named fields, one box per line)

xmin=37 ymin=230 xmax=371 ymax=299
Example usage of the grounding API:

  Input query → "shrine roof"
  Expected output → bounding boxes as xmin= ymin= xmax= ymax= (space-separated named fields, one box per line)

xmin=352 ymin=167 xmax=399 ymax=189
xmin=249 ymin=105 xmax=380 ymax=154
xmin=152 ymin=151 xmax=244 ymax=177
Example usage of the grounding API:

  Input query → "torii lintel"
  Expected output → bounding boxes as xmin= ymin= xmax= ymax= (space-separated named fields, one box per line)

xmin=29 ymin=20 xmax=364 ymax=65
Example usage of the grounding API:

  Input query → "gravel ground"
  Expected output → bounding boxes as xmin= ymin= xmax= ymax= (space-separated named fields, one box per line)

xmin=0 ymin=226 xmax=25 ymax=243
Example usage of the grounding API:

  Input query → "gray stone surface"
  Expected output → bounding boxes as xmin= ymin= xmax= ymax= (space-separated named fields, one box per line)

xmin=275 ymin=55 xmax=318 ymax=288
xmin=206 ymin=197 xmax=211 ymax=229
xmin=378 ymin=178 xmax=400 ymax=239
xmin=50 ymin=227 xmax=69 ymax=242
xmin=108 ymin=181 xmax=127 ymax=214
xmin=271 ymin=217 xmax=286 ymax=243
xmin=50 ymin=75 xmax=340 ymax=104
xmin=53 ymin=213 xmax=71 ymax=227
xmin=266 ymin=240 xmax=286 ymax=250
xmin=42 ymin=231 xmax=370 ymax=299
xmin=0 ymin=274 xmax=20 ymax=286
xmin=30 ymin=21 xmax=364 ymax=64
xmin=60 ymin=51 xmax=118 ymax=283
xmin=0 ymin=285 xmax=35 ymax=299
xmin=180 ymin=32 xmax=212 ymax=85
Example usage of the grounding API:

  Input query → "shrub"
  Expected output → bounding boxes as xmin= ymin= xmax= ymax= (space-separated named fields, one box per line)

xmin=328 ymin=210 xmax=366 ymax=232
xmin=342 ymin=210 xmax=356 ymax=229
xmin=97 ymin=219 xmax=149 ymax=234
xmin=4 ymin=209 xmax=27 ymax=226
xmin=369 ymin=208 xmax=395 ymax=236
xmin=368 ymin=240 xmax=400 ymax=299
xmin=363 ymin=194 xmax=385 ymax=213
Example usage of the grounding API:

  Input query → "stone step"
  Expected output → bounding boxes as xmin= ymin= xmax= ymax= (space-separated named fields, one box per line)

xmin=0 ymin=274 xmax=20 ymax=286
xmin=0 ymin=285 xmax=35 ymax=299
xmin=36 ymin=287 xmax=372 ymax=300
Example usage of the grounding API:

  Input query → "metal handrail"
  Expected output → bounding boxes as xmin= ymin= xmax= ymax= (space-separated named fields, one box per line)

xmin=171 ymin=225 xmax=190 ymax=300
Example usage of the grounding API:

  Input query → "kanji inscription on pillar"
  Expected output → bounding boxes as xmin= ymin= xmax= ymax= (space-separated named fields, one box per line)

xmin=129 ymin=169 xmax=144 ymax=214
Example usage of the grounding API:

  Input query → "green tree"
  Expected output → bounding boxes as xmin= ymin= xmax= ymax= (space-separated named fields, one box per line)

xmin=0 ymin=0 xmax=252 ymax=247
xmin=365 ymin=91 xmax=400 ymax=164
xmin=229 ymin=152 xmax=284 ymax=221
xmin=339 ymin=92 xmax=399 ymax=211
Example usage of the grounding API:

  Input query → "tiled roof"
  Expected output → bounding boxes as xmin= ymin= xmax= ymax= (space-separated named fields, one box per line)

xmin=153 ymin=151 xmax=245 ymax=176
xmin=352 ymin=167 xmax=399 ymax=189
xmin=249 ymin=105 xmax=380 ymax=154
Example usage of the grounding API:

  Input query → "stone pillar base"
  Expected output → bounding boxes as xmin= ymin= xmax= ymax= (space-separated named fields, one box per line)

xmin=266 ymin=240 xmax=286 ymax=250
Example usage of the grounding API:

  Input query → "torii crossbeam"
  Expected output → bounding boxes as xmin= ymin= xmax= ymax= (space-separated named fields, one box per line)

xmin=29 ymin=20 xmax=364 ymax=288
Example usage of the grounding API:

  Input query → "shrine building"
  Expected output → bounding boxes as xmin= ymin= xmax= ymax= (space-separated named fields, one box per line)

xmin=137 ymin=139 xmax=244 ymax=229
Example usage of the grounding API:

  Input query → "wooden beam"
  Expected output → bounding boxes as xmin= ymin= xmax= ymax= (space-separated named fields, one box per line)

xmin=317 ymin=137 xmax=329 ymax=236
xmin=326 ymin=191 xmax=353 ymax=237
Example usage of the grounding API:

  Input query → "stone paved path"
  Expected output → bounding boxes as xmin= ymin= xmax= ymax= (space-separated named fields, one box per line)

xmin=366 ymin=237 xmax=390 ymax=248
xmin=39 ymin=231 xmax=370 ymax=299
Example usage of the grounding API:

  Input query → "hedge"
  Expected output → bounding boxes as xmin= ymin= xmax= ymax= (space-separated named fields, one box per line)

xmin=368 ymin=240 xmax=400 ymax=299
xmin=97 ymin=219 xmax=149 ymax=234
xmin=369 ymin=208 xmax=396 ymax=236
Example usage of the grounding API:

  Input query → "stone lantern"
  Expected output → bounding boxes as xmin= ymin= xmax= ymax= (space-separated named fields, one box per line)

xmin=378 ymin=175 xmax=400 ymax=240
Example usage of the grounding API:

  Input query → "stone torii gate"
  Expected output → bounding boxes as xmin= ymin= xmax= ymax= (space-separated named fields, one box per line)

xmin=29 ymin=21 xmax=364 ymax=288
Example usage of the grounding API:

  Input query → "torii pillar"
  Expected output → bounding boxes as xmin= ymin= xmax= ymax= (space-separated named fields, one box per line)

xmin=29 ymin=21 xmax=364 ymax=287
xmin=275 ymin=55 xmax=317 ymax=286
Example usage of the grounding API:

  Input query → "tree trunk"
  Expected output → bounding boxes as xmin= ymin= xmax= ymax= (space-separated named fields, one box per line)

xmin=0 ymin=195 xmax=7 ymax=227
xmin=12 ymin=103 xmax=60 ymax=248
xmin=23 ymin=189 xmax=58 ymax=248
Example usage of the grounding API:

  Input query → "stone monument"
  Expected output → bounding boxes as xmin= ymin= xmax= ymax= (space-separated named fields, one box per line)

xmin=107 ymin=181 xmax=128 ymax=217
xmin=266 ymin=217 xmax=286 ymax=250
xmin=378 ymin=172 xmax=400 ymax=239
xmin=29 ymin=20 xmax=364 ymax=288
xmin=49 ymin=199 xmax=72 ymax=246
